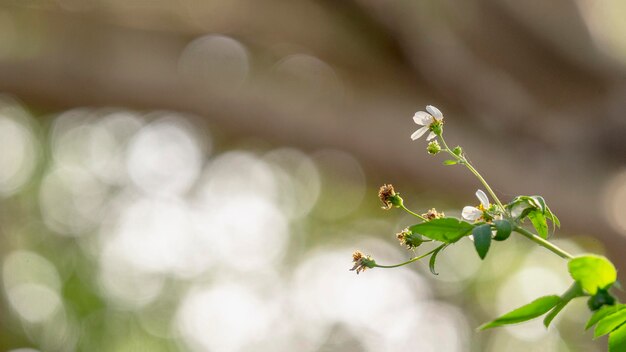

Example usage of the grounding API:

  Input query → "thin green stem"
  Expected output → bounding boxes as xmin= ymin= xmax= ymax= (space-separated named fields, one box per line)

xmin=514 ymin=226 xmax=573 ymax=259
xmin=375 ymin=243 xmax=447 ymax=268
xmin=439 ymin=135 xmax=506 ymax=213
xmin=400 ymin=204 xmax=428 ymax=221
xmin=463 ymin=162 xmax=506 ymax=212
xmin=437 ymin=133 xmax=572 ymax=261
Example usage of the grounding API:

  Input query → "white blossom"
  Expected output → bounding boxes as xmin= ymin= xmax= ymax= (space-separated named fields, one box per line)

xmin=411 ymin=105 xmax=443 ymax=141
xmin=462 ymin=189 xmax=490 ymax=221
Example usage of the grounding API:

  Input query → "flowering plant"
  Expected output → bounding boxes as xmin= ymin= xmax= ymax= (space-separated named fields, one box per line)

xmin=352 ymin=106 xmax=623 ymax=351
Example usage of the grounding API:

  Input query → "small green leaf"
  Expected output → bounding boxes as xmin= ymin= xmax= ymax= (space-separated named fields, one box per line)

xmin=443 ymin=160 xmax=458 ymax=165
xmin=429 ymin=244 xmax=448 ymax=276
xmin=546 ymin=205 xmax=560 ymax=228
xmin=479 ymin=295 xmax=561 ymax=330
xmin=518 ymin=196 xmax=542 ymax=210
xmin=569 ymin=255 xmax=617 ymax=295
xmin=587 ymin=305 xmax=626 ymax=330
xmin=543 ymin=282 xmax=584 ymax=328
xmin=507 ymin=197 xmax=535 ymax=220
xmin=493 ymin=220 xmax=512 ymax=241
xmin=595 ymin=308 xmax=626 ymax=338
xmin=528 ymin=210 xmax=548 ymax=239
xmin=609 ymin=322 xmax=626 ymax=352
xmin=472 ymin=224 xmax=492 ymax=260
xmin=409 ymin=218 xmax=474 ymax=243
xmin=531 ymin=196 xmax=547 ymax=213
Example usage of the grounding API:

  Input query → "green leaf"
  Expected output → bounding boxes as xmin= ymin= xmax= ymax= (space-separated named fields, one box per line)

xmin=443 ymin=160 xmax=458 ymax=165
xmin=517 ymin=196 xmax=542 ymax=211
xmin=493 ymin=220 xmax=512 ymax=241
xmin=429 ymin=244 xmax=448 ymax=276
xmin=528 ymin=210 xmax=548 ymax=239
xmin=479 ymin=295 xmax=561 ymax=330
xmin=587 ymin=305 xmax=626 ymax=330
xmin=507 ymin=197 xmax=536 ymax=220
xmin=609 ymin=323 xmax=626 ymax=352
xmin=546 ymin=205 xmax=560 ymax=228
xmin=472 ymin=224 xmax=492 ymax=260
xmin=543 ymin=282 xmax=584 ymax=328
xmin=531 ymin=196 xmax=547 ymax=213
xmin=595 ymin=308 xmax=626 ymax=338
xmin=568 ymin=255 xmax=617 ymax=295
xmin=409 ymin=218 xmax=474 ymax=243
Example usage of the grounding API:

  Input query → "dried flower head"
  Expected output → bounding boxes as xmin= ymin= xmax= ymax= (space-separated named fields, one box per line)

xmin=396 ymin=228 xmax=427 ymax=249
xmin=378 ymin=184 xmax=403 ymax=210
xmin=422 ymin=208 xmax=445 ymax=220
xmin=350 ymin=250 xmax=376 ymax=274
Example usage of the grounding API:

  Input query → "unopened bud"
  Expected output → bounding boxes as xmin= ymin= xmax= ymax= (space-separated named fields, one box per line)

xmin=427 ymin=140 xmax=441 ymax=155
xmin=587 ymin=289 xmax=616 ymax=311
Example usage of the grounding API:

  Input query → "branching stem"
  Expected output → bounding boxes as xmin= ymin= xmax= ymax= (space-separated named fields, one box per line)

xmin=400 ymin=204 xmax=428 ymax=221
xmin=439 ymin=135 xmax=506 ymax=213
xmin=438 ymin=133 xmax=573 ymax=261
xmin=375 ymin=243 xmax=447 ymax=268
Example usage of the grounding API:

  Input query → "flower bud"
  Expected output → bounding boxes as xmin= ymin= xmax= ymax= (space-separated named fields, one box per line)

xmin=427 ymin=140 xmax=441 ymax=155
xmin=587 ymin=289 xmax=615 ymax=311
xmin=452 ymin=146 xmax=463 ymax=156
xmin=378 ymin=184 xmax=403 ymax=210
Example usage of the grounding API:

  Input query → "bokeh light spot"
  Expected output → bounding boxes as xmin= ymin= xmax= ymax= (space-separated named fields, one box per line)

xmin=126 ymin=116 xmax=203 ymax=196
xmin=0 ymin=101 xmax=38 ymax=197
xmin=179 ymin=35 xmax=249 ymax=89
xmin=603 ymin=169 xmax=626 ymax=236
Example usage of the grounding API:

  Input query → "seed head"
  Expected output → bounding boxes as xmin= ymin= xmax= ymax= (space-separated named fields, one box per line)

xmin=396 ymin=228 xmax=426 ymax=249
xmin=350 ymin=250 xmax=376 ymax=274
xmin=378 ymin=184 xmax=403 ymax=210
xmin=422 ymin=208 xmax=445 ymax=220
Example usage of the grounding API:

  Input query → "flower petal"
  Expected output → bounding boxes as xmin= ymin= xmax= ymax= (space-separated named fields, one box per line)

xmin=475 ymin=189 xmax=490 ymax=208
xmin=462 ymin=206 xmax=482 ymax=221
xmin=411 ymin=126 xmax=429 ymax=140
xmin=413 ymin=111 xmax=432 ymax=126
xmin=426 ymin=105 xmax=443 ymax=120
xmin=426 ymin=131 xmax=437 ymax=141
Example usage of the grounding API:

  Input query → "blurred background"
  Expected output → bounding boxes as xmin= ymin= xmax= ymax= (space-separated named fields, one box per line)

xmin=0 ymin=1 xmax=625 ymax=351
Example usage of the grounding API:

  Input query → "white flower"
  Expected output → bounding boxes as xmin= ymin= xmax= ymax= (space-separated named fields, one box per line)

xmin=462 ymin=189 xmax=490 ymax=221
xmin=411 ymin=105 xmax=443 ymax=141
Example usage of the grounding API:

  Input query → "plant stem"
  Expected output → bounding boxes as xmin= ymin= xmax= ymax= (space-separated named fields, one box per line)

xmin=400 ymin=204 xmax=428 ymax=221
xmin=375 ymin=244 xmax=447 ymax=268
xmin=439 ymin=135 xmax=506 ymax=213
xmin=514 ymin=226 xmax=573 ymax=259
xmin=437 ymin=133 xmax=572 ymax=261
